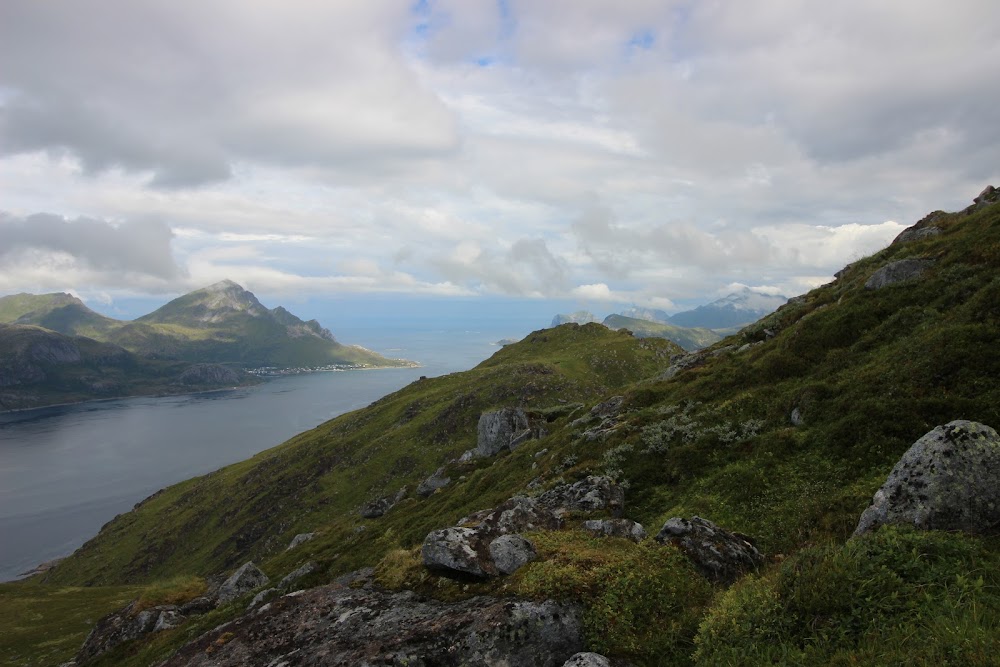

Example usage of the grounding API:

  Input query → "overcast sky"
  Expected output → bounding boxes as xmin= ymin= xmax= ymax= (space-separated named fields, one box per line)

xmin=1 ymin=0 xmax=998 ymax=316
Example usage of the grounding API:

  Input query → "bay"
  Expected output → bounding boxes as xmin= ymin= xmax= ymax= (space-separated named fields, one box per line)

xmin=0 ymin=326 xmax=513 ymax=582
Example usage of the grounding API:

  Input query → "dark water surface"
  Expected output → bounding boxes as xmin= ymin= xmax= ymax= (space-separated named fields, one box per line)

xmin=0 ymin=327 xmax=511 ymax=581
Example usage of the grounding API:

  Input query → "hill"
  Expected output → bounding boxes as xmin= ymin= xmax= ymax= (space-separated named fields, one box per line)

xmin=667 ymin=287 xmax=787 ymax=329
xmin=601 ymin=314 xmax=722 ymax=350
xmin=550 ymin=310 xmax=599 ymax=326
xmin=0 ymin=281 xmax=413 ymax=370
xmin=0 ymin=324 xmax=252 ymax=411
xmin=4 ymin=187 xmax=1000 ymax=666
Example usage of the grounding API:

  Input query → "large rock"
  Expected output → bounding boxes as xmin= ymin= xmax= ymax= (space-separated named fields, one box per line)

xmin=416 ymin=466 xmax=451 ymax=497
xmin=476 ymin=407 xmax=533 ymax=458
xmin=864 ymin=259 xmax=933 ymax=290
xmin=216 ymin=561 xmax=270 ymax=604
xmin=75 ymin=601 xmax=180 ymax=663
xmin=582 ymin=518 xmax=646 ymax=542
xmin=158 ymin=586 xmax=584 ymax=667
xmin=655 ymin=516 xmax=763 ymax=585
xmin=422 ymin=527 xmax=491 ymax=578
xmin=563 ymin=653 xmax=612 ymax=667
xmin=489 ymin=534 xmax=538 ymax=575
xmin=537 ymin=476 xmax=625 ymax=518
xmin=854 ymin=420 xmax=1000 ymax=536
xmin=478 ymin=496 xmax=564 ymax=535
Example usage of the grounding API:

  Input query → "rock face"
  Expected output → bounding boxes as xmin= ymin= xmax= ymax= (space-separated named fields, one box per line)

xmin=655 ymin=516 xmax=763 ymax=584
xmin=537 ymin=476 xmax=625 ymax=518
xmin=582 ymin=518 xmax=646 ymax=542
xmin=854 ymin=420 xmax=1000 ymax=536
xmin=158 ymin=584 xmax=584 ymax=667
xmin=475 ymin=407 xmax=533 ymax=458
xmin=216 ymin=561 xmax=270 ymax=604
xmin=864 ymin=259 xmax=934 ymax=290
xmin=75 ymin=602 xmax=178 ymax=664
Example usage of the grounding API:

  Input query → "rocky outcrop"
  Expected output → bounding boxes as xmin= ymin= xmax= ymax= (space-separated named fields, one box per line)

xmin=216 ymin=561 xmax=270 ymax=604
xmin=416 ymin=466 xmax=451 ymax=497
xmin=423 ymin=496 xmax=560 ymax=578
xmin=854 ymin=420 xmax=1000 ymax=536
xmin=159 ymin=584 xmax=584 ymax=667
xmin=563 ymin=653 xmax=612 ymax=667
xmin=75 ymin=601 xmax=179 ymax=664
xmin=473 ymin=407 xmax=537 ymax=458
xmin=537 ymin=476 xmax=624 ymax=518
xmin=655 ymin=516 xmax=763 ymax=584
xmin=177 ymin=363 xmax=241 ymax=385
xmin=970 ymin=184 xmax=998 ymax=211
xmin=286 ymin=532 xmax=315 ymax=550
xmin=582 ymin=518 xmax=646 ymax=542
xmin=864 ymin=259 xmax=934 ymax=290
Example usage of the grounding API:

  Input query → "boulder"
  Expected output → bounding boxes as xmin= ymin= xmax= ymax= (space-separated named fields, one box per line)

xmin=892 ymin=226 xmax=942 ymax=245
xmin=278 ymin=561 xmax=317 ymax=590
xmin=422 ymin=527 xmax=490 ymax=578
xmin=582 ymin=518 xmax=646 ymax=542
xmin=563 ymin=653 xmax=612 ymax=667
xmin=973 ymin=184 xmax=998 ymax=207
xmin=416 ymin=466 xmax=451 ymax=497
xmin=75 ymin=601 xmax=180 ymax=663
xmin=216 ymin=561 xmax=270 ymax=604
xmin=286 ymin=532 xmax=315 ymax=550
xmin=864 ymin=259 xmax=934 ymax=290
xmin=158 ymin=586 xmax=584 ymax=667
xmin=478 ymin=496 xmax=564 ymax=535
xmin=590 ymin=396 xmax=624 ymax=418
xmin=476 ymin=407 xmax=532 ymax=458
xmin=247 ymin=588 xmax=278 ymax=611
xmin=178 ymin=596 xmax=215 ymax=616
xmin=790 ymin=407 xmax=804 ymax=427
xmin=854 ymin=420 xmax=1000 ymax=536
xmin=489 ymin=534 xmax=538 ymax=575
xmin=537 ymin=476 xmax=625 ymax=518
xmin=655 ymin=516 xmax=763 ymax=584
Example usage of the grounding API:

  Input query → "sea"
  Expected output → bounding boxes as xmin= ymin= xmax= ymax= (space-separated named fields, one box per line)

xmin=0 ymin=325 xmax=517 ymax=582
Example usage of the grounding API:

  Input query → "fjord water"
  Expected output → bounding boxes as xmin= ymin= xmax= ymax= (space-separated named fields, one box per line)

xmin=0 ymin=326 xmax=510 ymax=581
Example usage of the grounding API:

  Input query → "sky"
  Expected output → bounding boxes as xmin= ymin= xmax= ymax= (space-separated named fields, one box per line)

xmin=1 ymin=1 xmax=998 ymax=325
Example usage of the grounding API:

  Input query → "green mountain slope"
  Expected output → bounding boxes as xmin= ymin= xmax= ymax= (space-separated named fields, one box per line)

xmin=0 ymin=292 xmax=121 ymax=339
xmin=0 ymin=324 xmax=252 ymax=411
xmin=7 ymin=190 xmax=1000 ymax=666
xmin=602 ymin=313 xmax=723 ymax=350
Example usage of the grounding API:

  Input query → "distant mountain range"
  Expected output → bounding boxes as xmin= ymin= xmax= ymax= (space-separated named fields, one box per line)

xmin=0 ymin=281 xmax=415 ymax=410
xmin=550 ymin=288 xmax=788 ymax=350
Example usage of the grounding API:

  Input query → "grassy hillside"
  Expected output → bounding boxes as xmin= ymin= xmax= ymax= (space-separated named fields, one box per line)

xmin=0 ymin=292 xmax=120 ymax=339
xmin=602 ymin=313 xmax=723 ymax=350
xmin=4 ymin=194 xmax=1000 ymax=666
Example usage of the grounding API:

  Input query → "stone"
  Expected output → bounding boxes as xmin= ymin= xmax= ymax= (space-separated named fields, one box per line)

xmin=582 ymin=518 xmax=646 ymax=542
xmin=790 ymin=407 xmax=804 ymax=427
xmin=488 ymin=534 xmax=537 ymax=575
xmin=476 ymin=407 xmax=532 ymax=458
xmin=854 ymin=420 xmax=1000 ymax=536
xmin=278 ymin=561 xmax=317 ymax=590
xmin=416 ymin=466 xmax=451 ymax=497
xmin=478 ymin=496 xmax=564 ymax=535
xmin=973 ymin=185 xmax=998 ymax=206
xmin=178 ymin=597 xmax=215 ymax=616
xmin=563 ymin=653 xmax=612 ymax=667
xmin=247 ymin=588 xmax=277 ymax=610
xmin=892 ymin=225 xmax=942 ymax=245
xmin=655 ymin=516 xmax=763 ymax=585
xmin=216 ymin=561 xmax=270 ymax=604
xmin=421 ymin=527 xmax=490 ymax=578
xmin=864 ymin=259 xmax=934 ymax=290
xmin=75 ymin=601 xmax=181 ymax=663
xmin=158 ymin=586 xmax=584 ymax=667
xmin=359 ymin=487 xmax=406 ymax=518
xmin=537 ymin=476 xmax=625 ymax=518
xmin=285 ymin=532 xmax=315 ymax=550
xmin=590 ymin=396 xmax=624 ymax=418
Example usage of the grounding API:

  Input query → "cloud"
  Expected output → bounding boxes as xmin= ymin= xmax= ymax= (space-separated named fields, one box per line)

xmin=0 ymin=212 xmax=180 ymax=281
xmin=430 ymin=237 xmax=569 ymax=297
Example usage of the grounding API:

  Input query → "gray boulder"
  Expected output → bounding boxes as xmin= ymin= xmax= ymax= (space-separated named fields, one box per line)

xmin=216 ymin=561 xmax=270 ymax=604
xmin=590 ymin=396 xmax=624 ymax=418
xmin=159 ymin=586 xmax=583 ymax=667
xmin=864 ymin=259 xmax=934 ymax=290
xmin=75 ymin=601 xmax=180 ymax=663
xmin=563 ymin=653 xmax=612 ymax=667
xmin=422 ymin=527 xmax=490 ymax=578
xmin=582 ymin=518 xmax=646 ymax=542
xmin=655 ymin=516 xmax=763 ymax=584
xmin=416 ymin=466 xmax=451 ymax=497
xmin=476 ymin=407 xmax=532 ymax=458
xmin=892 ymin=226 xmax=942 ymax=245
xmin=538 ymin=476 xmax=625 ymax=518
xmin=854 ymin=420 xmax=1000 ymax=536
xmin=478 ymin=496 xmax=563 ymax=535
xmin=286 ymin=532 xmax=315 ymax=550
xmin=278 ymin=561 xmax=317 ymax=590
xmin=489 ymin=534 xmax=538 ymax=575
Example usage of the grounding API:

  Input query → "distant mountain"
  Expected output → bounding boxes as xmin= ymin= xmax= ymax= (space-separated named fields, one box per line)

xmin=602 ymin=314 xmax=722 ymax=351
xmin=550 ymin=310 xmax=599 ymax=326
xmin=0 ymin=281 xmax=414 ymax=369
xmin=0 ymin=323 xmax=251 ymax=412
xmin=667 ymin=288 xmax=788 ymax=329
xmin=618 ymin=306 xmax=672 ymax=323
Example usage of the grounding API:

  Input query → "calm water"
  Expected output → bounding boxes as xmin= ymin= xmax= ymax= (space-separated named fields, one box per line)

xmin=0 ymin=326 xmax=514 ymax=581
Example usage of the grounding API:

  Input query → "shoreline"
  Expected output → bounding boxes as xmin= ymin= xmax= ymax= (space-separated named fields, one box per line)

xmin=0 ymin=362 xmax=423 ymax=415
